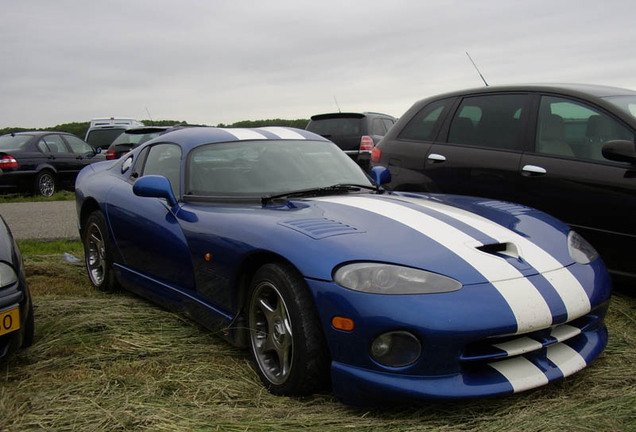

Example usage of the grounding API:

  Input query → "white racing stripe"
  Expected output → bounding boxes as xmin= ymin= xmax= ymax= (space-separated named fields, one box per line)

xmin=318 ymin=195 xmax=553 ymax=333
xmin=493 ymin=337 xmax=543 ymax=357
xmin=546 ymin=344 xmax=587 ymax=377
xmin=394 ymin=195 xmax=591 ymax=321
xmin=489 ymin=357 xmax=549 ymax=393
xmin=223 ymin=128 xmax=268 ymax=140
xmin=550 ymin=324 xmax=581 ymax=342
xmin=259 ymin=127 xmax=306 ymax=140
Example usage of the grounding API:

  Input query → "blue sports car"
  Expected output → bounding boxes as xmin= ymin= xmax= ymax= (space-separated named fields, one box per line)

xmin=75 ymin=126 xmax=611 ymax=405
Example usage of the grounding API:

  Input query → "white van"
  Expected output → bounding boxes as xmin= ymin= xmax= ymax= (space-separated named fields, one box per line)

xmin=85 ymin=117 xmax=144 ymax=150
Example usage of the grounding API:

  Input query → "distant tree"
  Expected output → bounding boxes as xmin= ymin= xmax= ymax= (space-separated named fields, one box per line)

xmin=0 ymin=118 xmax=310 ymax=138
xmin=218 ymin=119 xmax=309 ymax=129
xmin=140 ymin=119 xmax=190 ymax=127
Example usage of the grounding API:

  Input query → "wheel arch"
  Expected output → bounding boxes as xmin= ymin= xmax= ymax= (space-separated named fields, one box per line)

xmin=229 ymin=251 xmax=314 ymax=347
xmin=78 ymin=197 xmax=102 ymax=238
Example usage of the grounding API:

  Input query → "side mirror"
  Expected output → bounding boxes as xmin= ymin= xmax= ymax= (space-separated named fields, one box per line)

xmin=602 ymin=140 xmax=636 ymax=164
xmin=370 ymin=165 xmax=392 ymax=186
xmin=133 ymin=175 xmax=178 ymax=207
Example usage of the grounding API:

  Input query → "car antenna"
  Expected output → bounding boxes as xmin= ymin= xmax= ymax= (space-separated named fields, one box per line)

xmin=333 ymin=96 xmax=342 ymax=113
xmin=466 ymin=51 xmax=489 ymax=87
xmin=145 ymin=106 xmax=154 ymax=125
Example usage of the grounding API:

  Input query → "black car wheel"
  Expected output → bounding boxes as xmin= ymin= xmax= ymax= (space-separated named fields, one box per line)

xmin=83 ymin=211 xmax=117 ymax=291
xmin=34 ymin=170 xmax=56 ymax=197
xmin=247 ymin=262 xmax=329 ymax=396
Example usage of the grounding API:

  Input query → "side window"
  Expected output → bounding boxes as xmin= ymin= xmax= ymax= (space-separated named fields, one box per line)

xmin=37 ymin=141 xmax=49 ymax=153
xmin=536 ymin=96 xmax=635 ymax=161
xmin=40 ymin=135 xmax=67 ymax=153
xmin=399 ymin=99 xmax=450 ymax=141
xmin=64 ymin=135 xmax=93 ymax=154
xmin=142 ymin=143 xmax=182 ymax=196
xmin=382 ymin=118 xmax=395 ymax=131
xmin=371 ymin=118 xmax=387 ymax=136
xmin=448 ymin=94 xmax=527 ymax=150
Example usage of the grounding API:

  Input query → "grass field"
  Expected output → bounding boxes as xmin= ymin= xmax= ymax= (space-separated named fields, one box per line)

xmin=1 ymin=240 xmax=634 ymax=431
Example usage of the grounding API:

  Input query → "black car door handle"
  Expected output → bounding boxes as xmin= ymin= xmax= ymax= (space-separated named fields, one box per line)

xmin=522 ymin=164 xmax=547 ymax=176
xmin=427 ymin=153 xmax=446 ymax=162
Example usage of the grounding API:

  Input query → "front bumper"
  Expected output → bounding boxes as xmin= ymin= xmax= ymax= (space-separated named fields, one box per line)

xmin=306 ymin=260 xmax=611 ymax=405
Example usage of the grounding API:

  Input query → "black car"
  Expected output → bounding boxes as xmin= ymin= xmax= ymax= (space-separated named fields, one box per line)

xmin=371 ymin=84 xmax=636 ymax=284
xmin=105 ymin=126 xmax=172 ymax=160
xmin=0 ymin=215 xmax=33 ymax=359
xmin=0 ymin=131 xmax=104 ymax=196
xmin=306 ymin=112 xmax=396 ymax=170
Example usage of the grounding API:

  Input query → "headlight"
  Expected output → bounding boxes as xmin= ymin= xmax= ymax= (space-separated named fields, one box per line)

xmin=333 ymin=262 xmax=462 ymax=294
xmin=0 ymin=262 xmax=18 ymax=289
xmin=568 ymin=231 xmax=598 ymax=264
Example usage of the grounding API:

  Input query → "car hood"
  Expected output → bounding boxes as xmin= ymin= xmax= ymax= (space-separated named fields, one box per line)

xmin=180 ymin=192 xmax=575 ymax=286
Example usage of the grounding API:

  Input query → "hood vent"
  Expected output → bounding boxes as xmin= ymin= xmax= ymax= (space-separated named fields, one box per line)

xmin=280 ymin=218 xmax=363 ymax=239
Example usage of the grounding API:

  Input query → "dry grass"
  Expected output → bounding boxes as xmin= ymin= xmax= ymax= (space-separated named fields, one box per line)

xmin=1 ymin=242 xmax=634 ymax=431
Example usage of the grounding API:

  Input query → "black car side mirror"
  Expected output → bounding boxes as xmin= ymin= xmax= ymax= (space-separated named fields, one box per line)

xmin=602 ymin=140 xmax=636 ymax=164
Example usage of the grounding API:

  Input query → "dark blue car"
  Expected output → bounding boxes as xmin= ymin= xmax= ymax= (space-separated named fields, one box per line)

xmin=75 ymin=126 xmax=611 ymax=405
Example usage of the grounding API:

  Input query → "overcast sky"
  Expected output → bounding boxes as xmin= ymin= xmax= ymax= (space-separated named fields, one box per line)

xmin=2 ymin=0 xmax=636 ymax=129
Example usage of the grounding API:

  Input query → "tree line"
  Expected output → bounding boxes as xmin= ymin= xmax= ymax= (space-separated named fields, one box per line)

xmin=0 ymin=119 xmax=310 ymax=138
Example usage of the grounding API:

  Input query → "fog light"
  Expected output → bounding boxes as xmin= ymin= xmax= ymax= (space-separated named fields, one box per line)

xmin=370 ymin=331 xmax=421 ymax=367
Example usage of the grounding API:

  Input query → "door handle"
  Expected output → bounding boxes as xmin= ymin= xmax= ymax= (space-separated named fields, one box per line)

xmin=522 ymin=165 xmax=547 ymax=175
xmin=427 ymin=153 xmax=446 ymax=162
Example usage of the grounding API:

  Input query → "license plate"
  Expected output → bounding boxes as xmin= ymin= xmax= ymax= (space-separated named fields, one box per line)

xmin=0 ymin=307 xmax=20 ymax=337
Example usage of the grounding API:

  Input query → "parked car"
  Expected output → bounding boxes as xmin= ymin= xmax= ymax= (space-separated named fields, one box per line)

xmin=75 ymin=126 xmax=610 ymax=405
xmin=0 ymin=215 xmax=34 ymax=359
xmin=85 ymin=117 xmax=144 ymax=150
xmin=0 ymin=131 xmax=105 ymax=196
xmin=105 ymin=126 xmax=172 ymax=160
xmin=371 ymin=84 xmax=636 ymax=285
xmin=306 ymin=112 xmax=396 ymax=170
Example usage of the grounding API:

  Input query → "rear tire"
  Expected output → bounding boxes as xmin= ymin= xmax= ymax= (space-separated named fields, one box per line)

xmin=247 ymin=262 xmax=330 ymax=396
xmin=34 ymin=170 xmax=56 ymax=197
xmin=83 ymin=211 xmax=117 ymax=292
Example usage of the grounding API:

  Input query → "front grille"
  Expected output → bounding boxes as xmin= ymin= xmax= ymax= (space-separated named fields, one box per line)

xmin=461 ymin=312 xmax=599 ymax=363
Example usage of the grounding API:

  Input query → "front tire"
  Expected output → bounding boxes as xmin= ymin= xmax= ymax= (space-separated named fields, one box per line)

xmin=83 ymin=211 xmax=117 ymax=291
xmin=34 ymin=170 xmax=56 ymax=197
xmin=247 ymin=262 xmax=329 ymax=396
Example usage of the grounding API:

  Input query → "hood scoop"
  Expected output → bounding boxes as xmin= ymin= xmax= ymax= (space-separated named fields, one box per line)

xmin=280 ymin=218 xmax=364 ymax=239
xmin=477 ymin=242 xmax=520 ymax=260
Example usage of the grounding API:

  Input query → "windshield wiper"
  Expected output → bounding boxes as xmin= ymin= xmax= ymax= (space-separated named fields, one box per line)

xmin=261 ymin=183 xmax=377 ymax=205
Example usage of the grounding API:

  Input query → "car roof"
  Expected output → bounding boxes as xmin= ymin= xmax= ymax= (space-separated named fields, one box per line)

xmin=121 ymin=126 xmax=173 ymax=135
xmin=310 ymin=112 xmax=395 ymax=121
xmin=415 ymin=83 xmax=636 ymax=103
xmin=149 ymin=126 xmax=329 ymax=152
xmin=1 ymin=131 xmax=71 ymax=137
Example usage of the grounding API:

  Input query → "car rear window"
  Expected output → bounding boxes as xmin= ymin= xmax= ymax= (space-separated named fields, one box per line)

xmin=85 ymin=128 xmax=126 ymax=149
xmin=0 ymin=135 xmax=32 ymax=150
xmin=307 ymin=118 xmax=364 ymax=136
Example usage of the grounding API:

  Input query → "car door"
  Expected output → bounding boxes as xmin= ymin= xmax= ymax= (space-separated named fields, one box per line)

xmin=38 ymin=134 xmax=77 ymax=183
xmin=519 ymin=94 xmax=636 ymax=279
xmin=423 ymin=93 xmax=530 ymax=200
xmin=62 ymin=134 xmax=100 ymax=172
xmin=106 ymin=143 xmax=196 ymax=292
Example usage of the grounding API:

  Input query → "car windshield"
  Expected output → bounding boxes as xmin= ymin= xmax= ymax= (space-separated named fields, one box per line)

xmin=307 ymin=118 xmax=363 ymax=136
xmin=186 ymin=139 xmax=373 ymax=197
xmin=0 ymin=134 xmax=32 ymax=150
xmin=603 ymin=95 xmax=636 ymax=121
